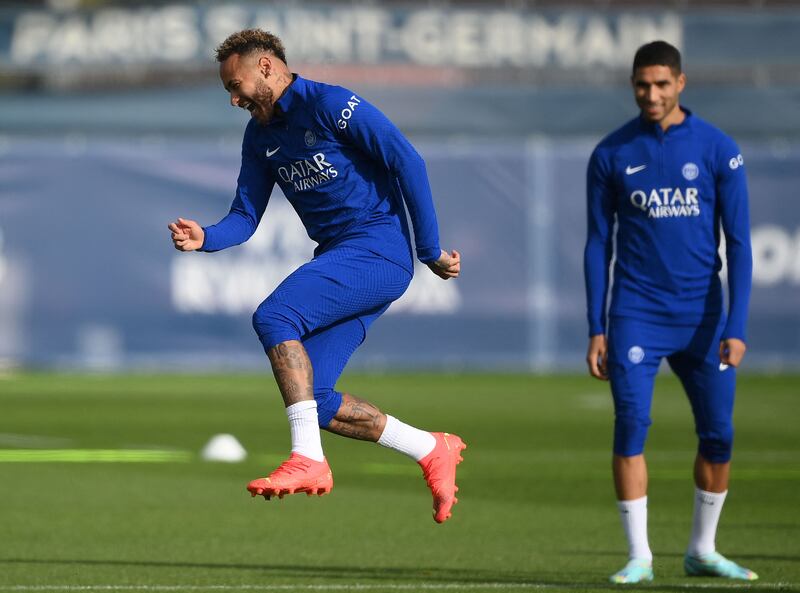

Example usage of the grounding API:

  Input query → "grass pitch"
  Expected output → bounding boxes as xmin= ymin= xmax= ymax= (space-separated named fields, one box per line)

xmin=0 ymin=372 xmax=798 ymax=592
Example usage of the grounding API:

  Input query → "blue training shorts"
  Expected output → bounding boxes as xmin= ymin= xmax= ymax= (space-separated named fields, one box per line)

xmin=252 ymin=246 xmax=412 ymax=427
xmin=606 ymin=316 xmax=736 ymax=463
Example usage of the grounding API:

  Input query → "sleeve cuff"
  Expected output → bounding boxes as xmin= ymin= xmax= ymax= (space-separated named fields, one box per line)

xmin=417 ymin=246 xmax=441 ymax=264
xmin=721 ymin=324 xmax=746 ymax=343
xmin=588 ymin=318 xmax=605 ymax=337
xmin=198 ymin=226 xmax=215 ymax=252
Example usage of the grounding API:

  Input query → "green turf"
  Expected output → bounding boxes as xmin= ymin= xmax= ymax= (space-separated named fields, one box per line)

xmin=0 ymin=372 xmax=797 ymax=592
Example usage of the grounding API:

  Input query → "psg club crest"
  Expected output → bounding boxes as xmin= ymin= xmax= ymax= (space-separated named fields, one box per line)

xmin=304 ymin=130 xmax=317 ymax=147
xmin=682 ymin=162 xmax=699 ymax=180
xmin=628 ymin=346 xmax=645 ymax=364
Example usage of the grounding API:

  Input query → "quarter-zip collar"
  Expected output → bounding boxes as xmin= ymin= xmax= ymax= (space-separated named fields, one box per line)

xmin=272 ymin=74 xmax=302 ymax=122
xmin=639 ymin=106 xmax=693 ymax=140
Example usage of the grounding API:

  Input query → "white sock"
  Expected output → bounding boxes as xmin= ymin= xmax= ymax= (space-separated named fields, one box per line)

xmin=377 ymin=415 xmax=436 ymax=461
xmin=285 ymin=400 xmax=324 ymax=462
xmin=617 ymin=496 xmax=653 ymax=562
xmin=687 ymin=488 xmax=727 ymax=557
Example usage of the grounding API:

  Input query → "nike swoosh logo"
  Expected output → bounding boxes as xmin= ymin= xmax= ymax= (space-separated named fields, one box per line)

xmin=625 ymin=164 xmax=647 ymax=175
xmin=719 ymin=363 xmax=729 ymax=371
xmin=266 ymin=147 xmax=280 ymax=157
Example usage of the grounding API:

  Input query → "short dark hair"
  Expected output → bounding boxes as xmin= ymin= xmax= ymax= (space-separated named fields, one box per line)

xmin=215 ymin=29 xmax=287 ymax=65
xmin=632 ymin=41 xmax=681 ymax=76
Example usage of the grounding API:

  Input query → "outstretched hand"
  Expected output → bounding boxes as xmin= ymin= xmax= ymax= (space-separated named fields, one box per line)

xmin=168 ymin=217 xmax=204 ymax=251
xmin=719 ymin=338 xmax=746 ymax=368
xmin=427 ymin=249 xmax=461 ymax=280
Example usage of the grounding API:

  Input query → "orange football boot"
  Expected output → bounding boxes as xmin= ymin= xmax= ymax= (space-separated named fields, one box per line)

xmin=418 ymin=432 xmax=466 ymax=523
xmin=247 ymin=453 xmax=333 ymax=499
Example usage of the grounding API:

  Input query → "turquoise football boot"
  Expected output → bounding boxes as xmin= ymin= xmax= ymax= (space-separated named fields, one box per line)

xmin=684 ymin=551 xmax=758 ymax=580
xmin=610 ymin=559 xmax=654 ymax=584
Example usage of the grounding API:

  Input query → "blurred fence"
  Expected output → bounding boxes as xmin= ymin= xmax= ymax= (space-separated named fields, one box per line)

xmin=0 ymin=2 xmax=799 ymax=370
xmin=0 ymin=135 xmax=798 ymax=370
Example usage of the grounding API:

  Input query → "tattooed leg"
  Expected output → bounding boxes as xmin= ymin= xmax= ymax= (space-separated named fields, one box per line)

xmin=325 ymin=393 xmax=387 ymax=442
xmin=267 ymin=340 xmax=315 ymax=407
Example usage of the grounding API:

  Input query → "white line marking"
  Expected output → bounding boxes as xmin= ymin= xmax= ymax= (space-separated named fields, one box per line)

xmin=0 ymin=450 xmax=191 ymax=463
xmin=0 ymin=582 xmax=795 ymax=591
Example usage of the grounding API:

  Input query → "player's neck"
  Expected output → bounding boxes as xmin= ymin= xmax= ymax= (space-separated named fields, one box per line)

xmin=658 ymin=105 xmax=686 ymax=132
xmin=272 ymin=71 xmax=295 ymax=103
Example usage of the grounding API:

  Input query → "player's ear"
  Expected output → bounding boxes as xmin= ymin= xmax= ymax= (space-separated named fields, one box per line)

xmin=676 ymin=72 xmax=686 ymax=93
xmin=258 ymin=55 xmax=271 ymax=78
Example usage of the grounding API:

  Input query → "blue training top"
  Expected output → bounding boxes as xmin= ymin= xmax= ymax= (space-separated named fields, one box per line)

xmin=584 ymin=109 xmax=753 ymax=341
xmin=201 ymin=75 xmax=442 ymax=273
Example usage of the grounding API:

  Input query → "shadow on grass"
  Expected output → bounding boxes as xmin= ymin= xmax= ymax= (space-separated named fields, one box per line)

xmin=1 ymin=558 xmax=796 ymax=592
xmin=563 ymin=549 xmax=800 ymax=563
xmin=1 ymin=559 xmax=539 ymax=583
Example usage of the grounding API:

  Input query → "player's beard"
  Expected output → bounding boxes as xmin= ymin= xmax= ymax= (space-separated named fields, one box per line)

xmin=251 ymin=78 xmax=276 ymax=125
xmin=638 ymin=94 xmax=679 ymax=125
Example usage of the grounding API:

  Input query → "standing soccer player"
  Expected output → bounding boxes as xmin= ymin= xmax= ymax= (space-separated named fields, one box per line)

xmin=584 ymin=41 xmax=757 ymax=583
xmin=168 ymin=29 xmax=465 ymax=523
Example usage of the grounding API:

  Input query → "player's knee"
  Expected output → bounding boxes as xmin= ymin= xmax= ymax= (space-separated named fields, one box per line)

xmin=613 ymin=413 xmax=651 ymax=456
xmin=252 ymin=301 xmax=301 ymax=350
xmin=698 ymin=425 xmax=734 ymax=463
xmin=314 ymin=388 xmax=342 ymax=428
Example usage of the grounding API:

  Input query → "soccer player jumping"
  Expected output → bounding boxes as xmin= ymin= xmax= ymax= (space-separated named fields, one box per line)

xmin=584 ymin=41 xmax=757 ymax=582
xmin=168 ymin=29 xmax=465 ymax=524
